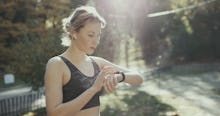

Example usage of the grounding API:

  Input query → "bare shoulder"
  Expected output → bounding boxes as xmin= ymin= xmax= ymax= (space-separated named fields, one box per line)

xmin=44 ymin=56 xmax=65 ymax=89
xmin=46 ymin=56 xmax=64 ymax=69
xmin=45 ymin=56 xmax=65 ymax=80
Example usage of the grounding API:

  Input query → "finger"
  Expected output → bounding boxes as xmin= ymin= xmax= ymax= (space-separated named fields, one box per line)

xmin=97 ymin=68 xmax=116 ymax=83
xmin=107 ymin=77 xmax=115 ymax=92
xmin=110 ymin=76 xmax=116 ymax=86
xmin=107 ymin=75 xmax=117 ymax=86
xmin=98 ymin=70 xmax=109 ymax=81
xmin=113 ymin=75 xmax=118 ymax=85
xmin=111 ymin=77 xmax=117 ymax=91
xmin=104 ymin=81 xmax=110 ymax=93
xmin=99 ymin=68 xmax=114 ymax=77
xmin=102 ymin=70 xmax=115 ymax=76
xmin=98 ymin=73 xmax=113 ymax=83
xmin=95 ymin=72 xmax=109 ymax=86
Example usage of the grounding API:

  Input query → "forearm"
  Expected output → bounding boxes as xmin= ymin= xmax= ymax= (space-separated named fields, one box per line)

xmin=48 ymin=87 xmax=98 ymax=116
xmin=117 ymin=72 xmax=143 ymax=85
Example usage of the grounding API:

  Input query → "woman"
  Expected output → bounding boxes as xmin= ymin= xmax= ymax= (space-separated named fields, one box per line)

xmin=44 ymin=6 xmax=143 ymax=116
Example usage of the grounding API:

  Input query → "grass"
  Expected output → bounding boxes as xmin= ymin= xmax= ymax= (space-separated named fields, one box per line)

xmin=100 ymin=90 xmax=177 ymax=116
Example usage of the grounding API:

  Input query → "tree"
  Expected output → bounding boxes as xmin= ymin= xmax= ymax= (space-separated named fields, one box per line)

xmin=0 ymin=0 xmax=88 ymax=89
xmin=169 ymin=0 xmax=220 ymax=63
xmin=135 ymin=0 xmax=220 ymax=66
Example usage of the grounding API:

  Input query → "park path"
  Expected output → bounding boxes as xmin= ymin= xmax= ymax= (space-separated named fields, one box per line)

xmin=119 ymin=55 xmax=220 ymax=116
xmin=139 ymin=70 xmax=220 ymax=116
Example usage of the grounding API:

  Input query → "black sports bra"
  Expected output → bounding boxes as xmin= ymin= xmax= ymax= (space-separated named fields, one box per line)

xmin=60 ymin=56 xmax=101 ymax=110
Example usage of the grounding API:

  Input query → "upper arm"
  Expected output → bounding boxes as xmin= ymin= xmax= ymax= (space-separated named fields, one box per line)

xmin=92 ymin=56 xmax=143 ymax=85
xmin=44 ymin=57 xmax=64 ymax=113
xmin=91 ymin=56 xmax=130 ymax=72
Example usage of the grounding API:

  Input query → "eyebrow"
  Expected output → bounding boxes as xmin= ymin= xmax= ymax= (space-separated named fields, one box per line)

xmin=88 ymin=31 xmax=101 ymax=35
xmin=88 ymin=31 xmax=95 ymax=34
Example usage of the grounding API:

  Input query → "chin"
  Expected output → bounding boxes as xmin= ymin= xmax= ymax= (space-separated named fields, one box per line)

xmin=87 ymin=51 xmax=95 ymax=55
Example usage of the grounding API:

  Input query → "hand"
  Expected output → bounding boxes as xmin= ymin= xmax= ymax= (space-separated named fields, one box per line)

xmin=91 ymin=66 xmax=116 ymax=92
xmin=104 ymin=74 xmax=119 ymax=93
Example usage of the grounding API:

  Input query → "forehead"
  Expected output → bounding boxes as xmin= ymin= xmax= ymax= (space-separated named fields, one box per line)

xmin=81 ymin=20 xmax=101 ymax=33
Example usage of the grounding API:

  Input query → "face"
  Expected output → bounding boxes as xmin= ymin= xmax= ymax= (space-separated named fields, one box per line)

xmin=73 ymin=20 xmax=101 ymax=55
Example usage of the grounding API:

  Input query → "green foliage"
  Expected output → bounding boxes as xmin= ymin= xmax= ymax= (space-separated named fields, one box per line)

xmin=5 ymin=32 xmax=65 ymax=89
xmin=0 ymin=77 xmax=25 ymax=88
xmin=100 ymin=90 xmax=176 ymax=116
xmin=0 ymin=0 xmax=86 ymax=89
xmin=169 ymin=0 xmax=220 ymax=63
xmin=134 ymin=0 xmax=172 ymax=66
xmin=134 ymin=0 xmax=220 ymax=66
xmin=1 ymin=0 xmax=220 ymax=89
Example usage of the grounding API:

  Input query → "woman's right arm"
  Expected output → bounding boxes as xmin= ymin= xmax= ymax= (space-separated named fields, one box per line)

xmin=45 ymin=57 xmax=115 ymax=116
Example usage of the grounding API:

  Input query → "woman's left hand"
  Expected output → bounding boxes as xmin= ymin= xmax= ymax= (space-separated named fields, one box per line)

xmin=104 ymin=74 xmax=119 ymax=93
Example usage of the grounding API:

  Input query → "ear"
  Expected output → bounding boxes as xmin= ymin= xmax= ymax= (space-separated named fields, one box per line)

xmin=70 ymin=34 xmax=77 ymax=40
xmin=73 ymin=34 xmax=77 ymax=40
xmin=70 ymin=30 xmax=77 ymax=40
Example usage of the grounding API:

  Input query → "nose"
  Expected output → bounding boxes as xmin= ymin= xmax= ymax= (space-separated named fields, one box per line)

xmin=92 ymin=36 xmax=100 ymax=45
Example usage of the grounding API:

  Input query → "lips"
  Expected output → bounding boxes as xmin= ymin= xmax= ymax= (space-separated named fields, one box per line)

xmin=90 ymin=47 xmax=95 ymax=50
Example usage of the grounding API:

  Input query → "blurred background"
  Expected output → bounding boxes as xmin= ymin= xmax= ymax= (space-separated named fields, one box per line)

xmin=0 ymin=0 xmax=220 ymax=116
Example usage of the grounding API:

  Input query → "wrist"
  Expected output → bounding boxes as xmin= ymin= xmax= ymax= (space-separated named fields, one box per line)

xmin=115 ymin=71 xmax=126 ymax=83
xmin=115 ymin=74 xmax=122 ymax=83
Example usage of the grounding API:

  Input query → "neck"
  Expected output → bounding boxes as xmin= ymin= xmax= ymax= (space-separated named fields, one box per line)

xmin=64 ymin=44 xmax=88 ymax=63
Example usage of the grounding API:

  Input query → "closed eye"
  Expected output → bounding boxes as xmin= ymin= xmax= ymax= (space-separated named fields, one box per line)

xmin=88 ymin=34 xmax=94 ymax=37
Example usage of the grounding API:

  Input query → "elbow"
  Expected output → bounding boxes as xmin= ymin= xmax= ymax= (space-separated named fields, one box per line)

xmin=129 ymin=76 xmax=143 ymax=86
xmin=47 ymin=108 xmax=66 ymax=116
xmin=47 ymin=106 xmax=80 ymax=116
xmin=136 ymin=73 xmax=144 ymax=85
xmin=47 ymin=107 xmax=56 ymax=116
xmin=136 ymin=77 xmax=144 ymax=85
xmin=47 ymin=112 xmax=65 ymax=116
xmin=139 ymin=77 xmax=144 ymax=84
xmin=134 ymin=74 xmax=144 ymax=85
xmin=47 ymin=111 xmax=58 ymax=116
xmin=124 ymin=72 xmax=144 ymax=86
xmin=47 ymin=111 xmax=55 ymax=116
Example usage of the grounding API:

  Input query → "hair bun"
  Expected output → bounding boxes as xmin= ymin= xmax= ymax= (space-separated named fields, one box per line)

xmin=62 ymin=17 xmax=71 ymax=32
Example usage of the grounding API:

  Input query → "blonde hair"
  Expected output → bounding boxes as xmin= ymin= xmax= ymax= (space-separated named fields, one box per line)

xmin=61 ymin=6 xmax=106 ymax=46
